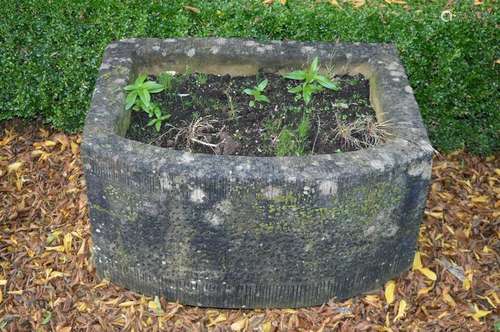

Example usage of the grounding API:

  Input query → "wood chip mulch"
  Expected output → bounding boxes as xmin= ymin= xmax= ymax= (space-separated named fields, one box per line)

xmin=0 ymin=121 xmax=498 ymax=331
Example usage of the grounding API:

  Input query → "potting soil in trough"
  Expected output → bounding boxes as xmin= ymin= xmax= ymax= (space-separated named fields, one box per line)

xmin=125 ymin=72 xmax=382 ymax=156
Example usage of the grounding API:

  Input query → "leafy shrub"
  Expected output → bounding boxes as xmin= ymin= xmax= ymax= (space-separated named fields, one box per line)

xmin=0 ymin=1 xmax=498 ymax=154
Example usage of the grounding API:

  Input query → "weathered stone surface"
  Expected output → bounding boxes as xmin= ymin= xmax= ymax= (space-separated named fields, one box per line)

xmin=82 ymin=38 xmax=433 ymax=308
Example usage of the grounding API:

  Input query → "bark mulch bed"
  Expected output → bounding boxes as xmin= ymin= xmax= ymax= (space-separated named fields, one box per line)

xmin=0 ymin=120 xmax=498 ymax=331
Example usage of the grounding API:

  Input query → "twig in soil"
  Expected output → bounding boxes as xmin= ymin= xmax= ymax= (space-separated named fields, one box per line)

xmin=174 ymin=116 xmax=221 ymax=152
xmin=190 ymin=138 xmax=219 ymax=148
xmin=147 ymin=123 xmax=178 ymax=145
xmin=224 ymin=89 xmax=238 ymax=119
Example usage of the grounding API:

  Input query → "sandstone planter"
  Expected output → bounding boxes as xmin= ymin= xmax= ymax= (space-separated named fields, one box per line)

xmin=82 ymin=38 xmax=433 ymax=308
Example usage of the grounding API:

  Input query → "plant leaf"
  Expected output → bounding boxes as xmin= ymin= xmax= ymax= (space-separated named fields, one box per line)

xmin=123 ymin=84 xmax=136 ymax=91
xmin=155 ymin=121 xmax=161 ymax=132
xmin=143 ymin=81 xmax=164 ymax=93
xmin=153 ymin=105 xmax=161 ymax=118
xmin=257 ymin=79 xmax=268 ymax=91
xmin=316 ymin=75 xmax=339 ymax=90
xmin=310 ymin=57 xmax=319 ymax=73
xmin=303 ymin=84 xmax=313 ymax=104
xmin=138 ymin=89 xmax=150 ymax=108
xmin=284 ymin=70 xmax=306 ymax=80
xmin=125 ymin=91 xmax=137 ymax=110
xmin=147 ymin=119 xmax=156 ymax=127
xmin=288 ymin=85 xmax=303 ymax=94
xmin=135 ymin=74 xmax=147 ymax=85
xmin=257 ymin=95 xmax=270 ymax=103
xmin=243 ymin=88 xmax=255 ymax=96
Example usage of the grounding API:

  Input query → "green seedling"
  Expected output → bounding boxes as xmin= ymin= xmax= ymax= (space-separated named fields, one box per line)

xmin=124 ymin=74 xmax=164 ymax=111
xmin=195 ymin=72 xmax=208 ymax=85
xmin=159 ymin=71 xmax=175 ymax=90
xmin=275 ymin=115 xmax=311 ymax=156
xmin=243 ymin=79 xmax=270 ymax=107
xmin=284 ymin=57 xmax=339 ymax=104
xmin=146 ymin=104 xmax=171 ymax=132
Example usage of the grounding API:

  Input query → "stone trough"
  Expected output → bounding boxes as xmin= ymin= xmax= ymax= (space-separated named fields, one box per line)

xmin=82 ymin=38 xmax=433 ymax=308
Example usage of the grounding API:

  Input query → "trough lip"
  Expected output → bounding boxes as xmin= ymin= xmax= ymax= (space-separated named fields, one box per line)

xmin=82 ymin=37 xmax=433 ymax=176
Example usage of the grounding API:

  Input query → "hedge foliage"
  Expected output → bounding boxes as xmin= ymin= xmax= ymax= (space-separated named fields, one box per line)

xmin=1 ymin=1 xmax=498 ymax=154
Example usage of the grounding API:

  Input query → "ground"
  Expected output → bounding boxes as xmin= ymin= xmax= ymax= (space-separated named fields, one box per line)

xmin=0 ymin=120 xmax=498 ymax=330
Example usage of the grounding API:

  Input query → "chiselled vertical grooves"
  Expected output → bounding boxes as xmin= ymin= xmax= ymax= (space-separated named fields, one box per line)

xmin=82 ymin=38 xmax=433 ymax=308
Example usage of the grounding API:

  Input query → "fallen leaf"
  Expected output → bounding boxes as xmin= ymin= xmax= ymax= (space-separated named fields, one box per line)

xmin=425 ymin=210 xmax=443 ymax=219
xmin=43 ymin=140 xmax=57 ymax=147
xmin=463 ymin=270 xmax=473 ymax=290
xmin=418 ymin=267 xmax=437 ymax=281
xmin=148 ymin=296 xmax=164 ymax=316
xmin=183 ymin=5 xmax=200 ymax=14
xmin=208 ymin=313 xmax=227 ymax=326
xmin=413 ymin=251 xmax=423 ymax=270
xmin=417 ymin=285 xmax=434 ymax=297
xmin=231 ymin=317 xmax=248 ymax=331
xmin=46 ymin=245 xmax=65 ymax=252
xmin=350 ymin=0 xmax=365 ymax=7
xmin=7 ymin=161 xmax=23 ymax=174
xmin=263 ymin=0 xmax=287 ymax=4
xmin=63 ymin=233 xmax=73 ymax=254
xmin=262 ymin=321 xmax=273 ymax=332
xmin=438 ymin=258 xmax=465 ymax=281
xmin=393 ymin=300 xmax=407 ymax=321
xmin=442 ymin=290 xmax=456 ymax=307
xmin=470 ymin=195 xmax=489 ymax=203
xmin=385 ymin=280 xmax=396 ymax=304
xmin=119 ymin=300 xmax=138 ymax=307
xmin=469 ymin=304 xmax=491 ymax=321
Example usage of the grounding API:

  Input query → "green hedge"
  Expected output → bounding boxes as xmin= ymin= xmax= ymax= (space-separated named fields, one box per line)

xmin=1 ymin=1 xmax=498 ymax=155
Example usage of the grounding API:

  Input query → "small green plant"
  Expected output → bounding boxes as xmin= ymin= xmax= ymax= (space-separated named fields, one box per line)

xmin=158 ymin=71 xmax=175 ymax=90
xmin=124 ymin=74 xmax=170 ymax=132
xmin=195 ymin=72 xmax=208 ymax=85
xmin=276 ymin=115 xmax=311 ymax=156
xmin=146 ymin=104 xmax=171 ymax=132
xmin=243 ymin=79 xmax=270 ymax=107
xmin=191 ymin=111 xmax=200 ymax=120
xmin=284 ymin=57 xmax=339 ymax=104
xmin=124 ymin=74 xmax=164 ymax=111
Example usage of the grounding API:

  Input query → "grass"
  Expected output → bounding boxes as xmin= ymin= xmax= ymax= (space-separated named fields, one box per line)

xmin=0 ymin=0 xmax=498 ymax=154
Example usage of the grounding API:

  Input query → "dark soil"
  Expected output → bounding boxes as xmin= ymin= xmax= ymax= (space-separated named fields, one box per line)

xmin=125 ymin=72 xmax=378 ymax=156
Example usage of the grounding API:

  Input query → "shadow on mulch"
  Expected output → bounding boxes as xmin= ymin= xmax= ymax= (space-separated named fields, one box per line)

xmin=0 ymin=120 xmax=498 ymax=331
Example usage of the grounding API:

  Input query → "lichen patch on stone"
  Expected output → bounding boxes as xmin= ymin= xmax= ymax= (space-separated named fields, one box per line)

xmin=190 ymin=188 xmax=206 ymax=203
xmin=186 ymin=48 xmax=196 ymax=57
xmin=319 ymin=180 xmax=338 ymax=196
xmin=261 ymin=186 xmax=282 ymax=200
xmin=408 ymin=161 xmax=432 ymax=179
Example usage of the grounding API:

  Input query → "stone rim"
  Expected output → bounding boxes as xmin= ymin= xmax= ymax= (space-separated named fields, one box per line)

xmin=83 ymin=37 xmax=433 ymax=181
